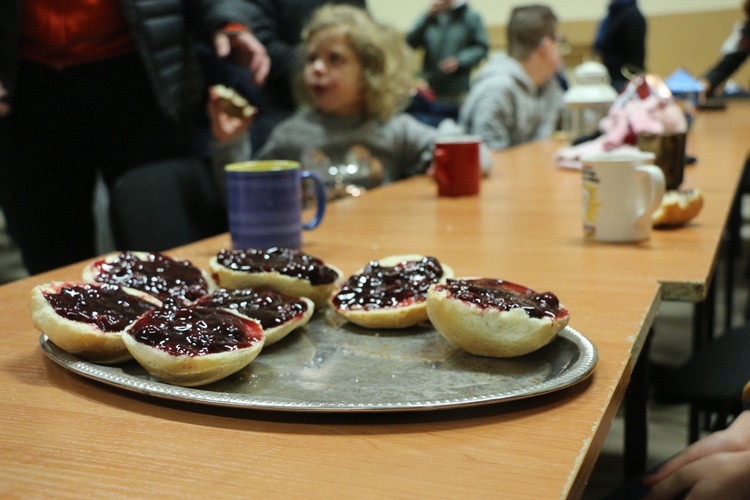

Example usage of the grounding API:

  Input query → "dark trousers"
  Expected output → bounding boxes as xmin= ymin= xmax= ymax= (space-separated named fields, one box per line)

xmin=0 ymin=54 xmax=188 ymax=275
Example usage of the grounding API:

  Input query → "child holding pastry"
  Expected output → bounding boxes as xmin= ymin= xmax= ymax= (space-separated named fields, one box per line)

xmin=208 ymin=4 xmax=490 ymax=201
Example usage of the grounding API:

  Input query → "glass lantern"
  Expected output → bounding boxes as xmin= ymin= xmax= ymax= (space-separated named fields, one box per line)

xmin=562 ymin=61 xmax=619 ymax=140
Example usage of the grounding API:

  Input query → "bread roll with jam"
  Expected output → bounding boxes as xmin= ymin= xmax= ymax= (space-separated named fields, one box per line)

xmin=83 ymin=251 xmax=215 ymax=305
xmin=193 ymin=288 xmax=314 ymax=345
xmin=210 ymin=247 xmax=343 ymax=308
xmin=123 ymin=306 xmax=264 ymax=387
xmin=331 ymin=254 xmax=453 ymax=329
xmin=427 ymin=278 xmax=570 ymax=358
xmin=30 ymin=282 xmax=161 ymax=364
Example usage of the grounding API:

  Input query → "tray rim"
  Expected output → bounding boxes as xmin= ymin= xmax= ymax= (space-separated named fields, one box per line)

xmin=39 ymin=325 xmax=597 ymax=413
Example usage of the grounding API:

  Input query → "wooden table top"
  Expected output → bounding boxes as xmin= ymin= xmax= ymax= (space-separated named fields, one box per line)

xmin=1 ymin=102 xmax=747 ymax=498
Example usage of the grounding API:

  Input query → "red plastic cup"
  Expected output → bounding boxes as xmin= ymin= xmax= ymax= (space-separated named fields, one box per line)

xmin=433 ymin=135 xmax=481 ymax=197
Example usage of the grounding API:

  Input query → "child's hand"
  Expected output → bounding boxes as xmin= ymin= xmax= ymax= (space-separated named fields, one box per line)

xmin=207 ymin=85 xmax=256 ymax=144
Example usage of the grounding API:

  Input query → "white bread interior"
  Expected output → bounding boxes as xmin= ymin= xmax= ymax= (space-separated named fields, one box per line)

xmin=652 ymin=188 xmax=703 ymax=227
xmin=30 ymin=282 xmax=161 ymax=364
xmin=209 ymin=255 xmax=343 ymax=308
xmin=427 ymin=285 xmax=569 ymax=358
xmin=235 ymin=295 xmax=315 ymax=346
xmin=122 ymin=312 xmax=264 ymax=387
xmin=332 ymin=254 xmax=454 ymax=329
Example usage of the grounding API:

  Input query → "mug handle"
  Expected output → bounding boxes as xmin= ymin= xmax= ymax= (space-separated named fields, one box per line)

xmin=635 ymin=164 xmax=666 ymax=223
xmin=300 ymin=170 xmax=327 ymax=230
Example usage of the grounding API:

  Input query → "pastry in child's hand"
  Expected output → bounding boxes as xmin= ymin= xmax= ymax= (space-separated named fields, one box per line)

xmin=330 ymin=254 xmax=454 ymax=329
xmin=427 ymin=278 xmax=570 ymax=358
xmin=210 ymin=84 xmax=256 ymax=119
xmin=123 ymin=305 xmax=264 ymax=387
xmin=30 ymin=282 xmax=161 ymax=364
xmin=193 ymin=288 xmax=314 ymax=345
xmin=83 ymin=251 xmax=215 ymax=304
xmin=210 ymin=247 xmax=343 ymax=308
xmin=652 ymin=188 xmax=704 ymax=227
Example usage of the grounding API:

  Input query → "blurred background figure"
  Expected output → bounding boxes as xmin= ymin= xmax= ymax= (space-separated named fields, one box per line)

xmin=246 ymin=0 xmax=368 ymax=153
xmin=459 ymin=4 xmax=564 ymax=150
xmin=0 ymin=0 xmax=269 ymax=275
xmin=700 ymin=0 xmax=750 ymax=99
xmin=593 ymin=0 xmax=647 ymax=92
xmin=406 ymin=0 xmax=489 ymax=108
xmin=209 ymin=5 xmax=491 ymax=203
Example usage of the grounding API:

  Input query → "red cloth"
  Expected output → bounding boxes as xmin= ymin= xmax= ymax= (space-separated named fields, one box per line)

xmin=20 ymin=0 xmax=137 ymax=69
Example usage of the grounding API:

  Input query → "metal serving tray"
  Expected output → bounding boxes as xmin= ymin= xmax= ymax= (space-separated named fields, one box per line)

xmin=39 ymin=311 xmax=597 ymax=413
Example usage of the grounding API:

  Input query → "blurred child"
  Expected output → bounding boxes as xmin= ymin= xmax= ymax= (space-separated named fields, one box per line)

xmin=459 ymin=4 xmax=564 ymax=150
xmin=209 ymin=4 xmax=489 ymax=201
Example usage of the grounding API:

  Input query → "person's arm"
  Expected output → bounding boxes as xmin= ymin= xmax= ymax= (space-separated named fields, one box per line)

xmin=703 ymin=51 xmax=749 ymax=95
xmin=451 ymin=11 xmax=489 ymax=71
xmin=246 ymin=0 xmax=299 ymax=83
xmin=465 ymin=86 xmax=514 ymax=151
xmin=405 ymin=13 xmax=431 ymax=49
xmin=188 ymin=0 xmax=271 ymax=85
xmin=644 ymin=410 xmax=750 ymax=499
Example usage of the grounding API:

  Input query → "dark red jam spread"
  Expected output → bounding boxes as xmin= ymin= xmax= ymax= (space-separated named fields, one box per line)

xmin=437 ymin=279 xmax=568 ymax=321
xmin=215 ymin=247 xmax=339 ymax=285
xmin=127 ymin=307 xmax=263 ymax=356
xmin=194 ymin=288 xmax=308 ymax=330
xmin=44 ymin=283 xmax=157 ymax=332
xmin=91 ymin=251 xmax=209 ymax=303
xmin=333 ymin=256 xmax=444 ymax=311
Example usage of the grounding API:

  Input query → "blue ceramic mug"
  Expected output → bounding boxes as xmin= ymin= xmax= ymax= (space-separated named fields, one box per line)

xmin=225 ymin=161 xmax=326 ymax=249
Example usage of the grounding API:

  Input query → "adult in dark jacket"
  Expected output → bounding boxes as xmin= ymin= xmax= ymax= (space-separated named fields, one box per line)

xmin=593 ymin=0 xmax=647 ymax=91
xmin=245 ymin=0 xmax=367 ymax=152
xmin=0 ymin=0 xmax=269 ymax=275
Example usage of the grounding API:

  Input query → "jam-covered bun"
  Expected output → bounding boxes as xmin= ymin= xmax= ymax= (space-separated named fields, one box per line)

xmin=427 ymin=278 xmax=570 ymax=358
xmin=83 ymin=251 xmax=215 ymax=305
xmin=331 ymin=255 xmax=453 ymax=329
xmin=209 ymin=247 xmax=343 ymax=307
xmin=30 ymin=282 xmax=161 ymax=364
xmin=193 ymin=288 xmax=314 ymax=345
xmin=123 ymin=306 xmax=264 ymax=387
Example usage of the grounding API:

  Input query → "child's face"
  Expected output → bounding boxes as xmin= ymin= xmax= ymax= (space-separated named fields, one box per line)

xmin=303 ymin=27 xmax=364 ymax=116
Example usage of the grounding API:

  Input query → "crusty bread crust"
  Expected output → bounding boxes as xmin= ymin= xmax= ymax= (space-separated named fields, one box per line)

xmin=426 ymin=285 xmax=569 ymax=358
xmin=332 ymin=255 xmax=454 ymax=329
xmin=122 ymin=311 xmax=264 ymax=387
xmin=652 ymin=188 xmax=704 ymax=227
xmin=30 ymin=282 xmax=161 ymax=364
xmin=209 ymin=255 xmax=343 ymax=308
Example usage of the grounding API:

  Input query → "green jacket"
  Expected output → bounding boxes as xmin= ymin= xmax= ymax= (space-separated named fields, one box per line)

xmin=406 ymin=3 xmax=489 ymax=99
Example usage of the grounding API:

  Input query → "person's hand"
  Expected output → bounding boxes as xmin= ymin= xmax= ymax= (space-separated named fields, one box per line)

xmin=438 ymin=57 xmax=459 ymax=74
xmin=213 ymin=29 xmax=270 ymax=86
xmin=644 ymin=411 xmax=750 ymax=499
xmin=207 ymin=89 xmax=256 ymax=144
xmin=0 ymin=80 xmax=10 ymax=118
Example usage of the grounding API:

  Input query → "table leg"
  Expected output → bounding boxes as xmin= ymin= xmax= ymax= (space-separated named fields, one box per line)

xmin=624 ymin=329 xmax=652 ymax=478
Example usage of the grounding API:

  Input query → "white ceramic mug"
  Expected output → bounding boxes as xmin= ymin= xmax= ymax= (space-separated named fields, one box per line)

xmin=581 ymin=153 xmax=665 ymax=242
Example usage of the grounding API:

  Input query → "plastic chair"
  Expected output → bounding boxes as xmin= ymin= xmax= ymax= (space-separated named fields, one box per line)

xmin=110 ymin=158 xmax=226 ymax=252
xmin=654 ymin=324 xmax=750 ymax=443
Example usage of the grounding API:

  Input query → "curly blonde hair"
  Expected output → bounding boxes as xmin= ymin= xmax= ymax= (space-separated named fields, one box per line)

xmin=296 ymin=5 xmax=415 ymax=122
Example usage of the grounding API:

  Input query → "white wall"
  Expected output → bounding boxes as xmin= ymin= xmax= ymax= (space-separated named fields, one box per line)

xmin=369 ymin=0 xmax=741 ymax=31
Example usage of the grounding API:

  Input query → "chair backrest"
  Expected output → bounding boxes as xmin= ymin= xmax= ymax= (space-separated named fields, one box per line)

xmin=110 ymin=158 xmax=226 ymax=252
